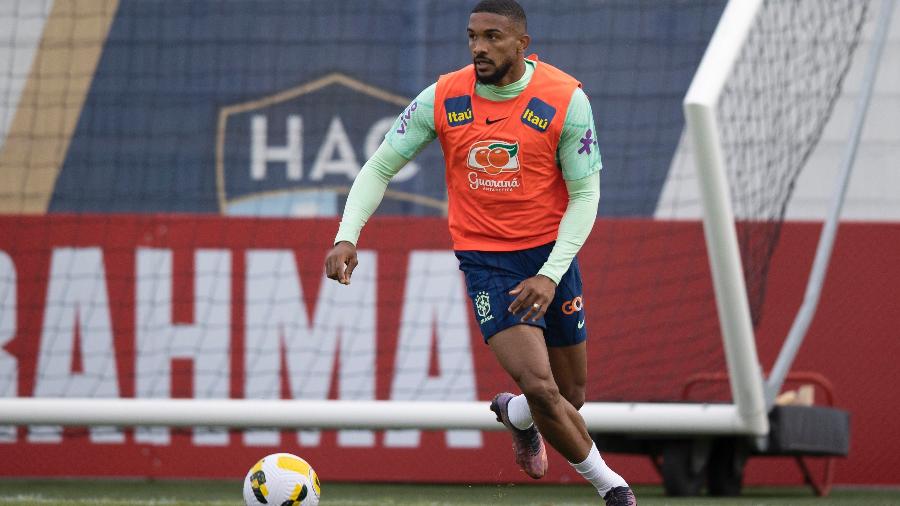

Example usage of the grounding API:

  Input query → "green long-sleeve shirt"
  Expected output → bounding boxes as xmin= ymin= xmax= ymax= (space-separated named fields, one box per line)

xmin=335 ymin=59 xmax=602 ymax=283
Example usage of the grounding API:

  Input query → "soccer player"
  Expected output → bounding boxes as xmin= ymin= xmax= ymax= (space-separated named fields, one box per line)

xmin=324 ymin=1 xmax=635 ymax=504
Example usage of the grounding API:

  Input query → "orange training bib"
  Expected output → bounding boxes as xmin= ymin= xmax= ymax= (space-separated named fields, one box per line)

xmin=434 ymin=55 xmax=580 ymax=251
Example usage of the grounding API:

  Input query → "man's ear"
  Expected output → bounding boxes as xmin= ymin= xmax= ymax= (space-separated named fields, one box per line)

xmin=518 ymin=33 xmax=531 ymax=54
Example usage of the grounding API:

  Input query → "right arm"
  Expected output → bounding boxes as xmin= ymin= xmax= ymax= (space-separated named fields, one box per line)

xmin=332 ymin=142 xmax=411 ymax=247
xmin=325 ymin=83 xmax=438 ymax=284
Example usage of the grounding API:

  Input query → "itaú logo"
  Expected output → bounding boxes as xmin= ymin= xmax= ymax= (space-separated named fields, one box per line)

xmin=466 ymin=140 xmax=520 ymax=175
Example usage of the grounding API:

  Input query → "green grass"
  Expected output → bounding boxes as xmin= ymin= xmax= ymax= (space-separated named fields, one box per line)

xmin=0 ymin=480 xmax=898 ymax=505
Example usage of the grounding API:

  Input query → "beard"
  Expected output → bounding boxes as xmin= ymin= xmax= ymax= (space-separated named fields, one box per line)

xmin=474 ymin=58 xmax=514 ymax=85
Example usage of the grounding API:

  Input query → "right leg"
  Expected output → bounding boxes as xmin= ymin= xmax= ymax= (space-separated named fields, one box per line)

xmin=491 ymin=327 xmax=635 ymax=505
xmin=488 ymin=324 xmax=593 ymax=463
xmin=503 ymin=341 xmax=586 ymax=431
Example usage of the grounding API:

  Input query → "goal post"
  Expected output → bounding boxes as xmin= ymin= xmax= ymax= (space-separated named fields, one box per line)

xmin=682 ymin=0 xmax=875 ymax=436
xmin=683 ymin=0 xmax=769 ymax=437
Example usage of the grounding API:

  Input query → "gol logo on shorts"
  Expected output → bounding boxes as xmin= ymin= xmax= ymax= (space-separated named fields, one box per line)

xmin=466 ymin=140 xmax=520 ymax=175
xmin=561 ymin=295 xmax=583 ymax=315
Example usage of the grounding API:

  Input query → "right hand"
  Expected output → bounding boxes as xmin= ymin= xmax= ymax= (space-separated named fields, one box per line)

xmin=324 ymin=241 xmax=358 ymax=285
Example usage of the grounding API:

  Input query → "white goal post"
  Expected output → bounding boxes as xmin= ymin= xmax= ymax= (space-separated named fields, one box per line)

xmin=681 ymin=0 xmax=769 ymax=437
xmin=0 ymin=0 xmax=779 ymax=438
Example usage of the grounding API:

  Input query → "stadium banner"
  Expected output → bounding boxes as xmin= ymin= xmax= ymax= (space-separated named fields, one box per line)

xmin=1 ymin=215 xmax=899 ymax=485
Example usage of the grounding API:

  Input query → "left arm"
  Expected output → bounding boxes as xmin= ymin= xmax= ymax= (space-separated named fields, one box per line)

xmin=537 ymin=173 xmax=600 ymax=283
xmin=508 ymin=87 xmax=602 ymax=321
xmin=540 ymin=86 xmax=603 ymax=283
xmin=507 ymin=174 xmax=599 ymax=320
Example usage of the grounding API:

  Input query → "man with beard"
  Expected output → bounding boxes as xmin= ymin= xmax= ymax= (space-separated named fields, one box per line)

xmin=325 ymin=1 xmax=635 ymax=504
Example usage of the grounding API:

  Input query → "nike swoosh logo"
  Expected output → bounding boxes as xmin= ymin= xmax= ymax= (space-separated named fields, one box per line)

xmin=485 ymin=116 xmax=508 ymax=125
xmin=577 ymin=320 xmax=585 ymax=329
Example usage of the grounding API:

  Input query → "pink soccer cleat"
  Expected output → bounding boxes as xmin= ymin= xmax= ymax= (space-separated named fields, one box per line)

xmin=490 ymin=392 xmax=548 ymax=479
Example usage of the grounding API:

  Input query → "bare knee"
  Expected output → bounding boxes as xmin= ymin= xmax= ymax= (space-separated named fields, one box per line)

xmin=519 ymin=374 xmax=562 ymax=415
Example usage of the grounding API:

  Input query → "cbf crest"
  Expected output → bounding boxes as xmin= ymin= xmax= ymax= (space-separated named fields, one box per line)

xmin=216 ymin=73 xmax=445 ymax=217
xmin=475 ymin=291 xmax=493 ymax=325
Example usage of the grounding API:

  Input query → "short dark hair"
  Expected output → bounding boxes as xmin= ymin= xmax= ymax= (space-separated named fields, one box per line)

xmin=471 ymin=0 xmax=527 ymax=30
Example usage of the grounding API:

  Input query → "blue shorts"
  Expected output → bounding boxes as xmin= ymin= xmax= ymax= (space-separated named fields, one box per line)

xmin=456 ymin=242 xmax=587 ymax=347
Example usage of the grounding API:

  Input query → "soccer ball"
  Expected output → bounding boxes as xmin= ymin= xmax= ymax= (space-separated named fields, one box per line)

xmin=242 ymin=453 xmax=321 ymax=506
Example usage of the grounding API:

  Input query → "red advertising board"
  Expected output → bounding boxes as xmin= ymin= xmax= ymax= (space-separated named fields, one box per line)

xmin=0 ymin=216 xmax=897 ymax=485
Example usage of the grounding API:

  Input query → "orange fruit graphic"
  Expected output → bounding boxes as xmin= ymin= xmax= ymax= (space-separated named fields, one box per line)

xmin=488 ymin=147 xmax=510 ymax=168
xmin=474 ymin=147 xmax=491 ymax=168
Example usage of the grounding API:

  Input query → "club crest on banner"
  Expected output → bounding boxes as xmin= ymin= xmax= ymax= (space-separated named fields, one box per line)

xmin=216 ymin=73 xmax=445 ymax=217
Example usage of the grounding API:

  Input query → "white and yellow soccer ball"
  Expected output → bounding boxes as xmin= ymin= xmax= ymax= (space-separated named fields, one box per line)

xmin=242 ymin=453 xmax=321 ymax=506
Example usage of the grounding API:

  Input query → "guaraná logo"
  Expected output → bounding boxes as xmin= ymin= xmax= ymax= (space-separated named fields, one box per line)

xmin=466 ymin=140 xmax=520 ymax=175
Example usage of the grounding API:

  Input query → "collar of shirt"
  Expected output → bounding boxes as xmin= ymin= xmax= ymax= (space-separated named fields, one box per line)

xmin=475 ymin=59 xmax=535 ymax=102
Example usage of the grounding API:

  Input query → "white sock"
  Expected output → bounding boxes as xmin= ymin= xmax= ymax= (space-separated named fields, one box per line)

xmin=570 ymin=442 xmax=628 ymax=496
xmin=507 ymin=394 xmax=534 ymax=430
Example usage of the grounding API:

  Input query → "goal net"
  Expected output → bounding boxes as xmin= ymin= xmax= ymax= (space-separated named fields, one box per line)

xmin=0 ymin=0 xmax=870 ymax=468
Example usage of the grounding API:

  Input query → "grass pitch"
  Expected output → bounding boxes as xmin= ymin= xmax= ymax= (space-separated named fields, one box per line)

xmin=0 ymin=480 xmax=898 ymax=505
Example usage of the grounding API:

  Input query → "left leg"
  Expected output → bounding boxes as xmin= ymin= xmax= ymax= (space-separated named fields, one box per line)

xmin=548 ymin=343 xmax=635 ymax=505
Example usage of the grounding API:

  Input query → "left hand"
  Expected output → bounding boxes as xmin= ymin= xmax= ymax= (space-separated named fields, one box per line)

xmin=508 ymin=275 xmax=557 ymax=322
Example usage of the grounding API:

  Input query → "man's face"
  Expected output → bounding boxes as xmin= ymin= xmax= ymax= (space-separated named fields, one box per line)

xmin=467 ymin=12 xmax=527 ymax=85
